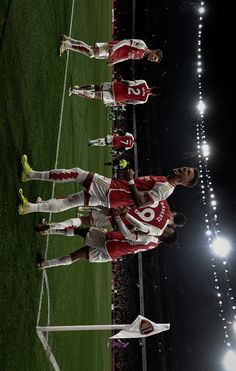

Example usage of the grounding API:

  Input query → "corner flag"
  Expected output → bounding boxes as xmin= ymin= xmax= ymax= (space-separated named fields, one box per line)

xmin=110 ymin=315 xmax=170 ymax=339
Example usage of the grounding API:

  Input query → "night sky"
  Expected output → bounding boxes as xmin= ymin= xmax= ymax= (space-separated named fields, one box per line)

xmin=116 ymin=1 xmax=236 ymax=370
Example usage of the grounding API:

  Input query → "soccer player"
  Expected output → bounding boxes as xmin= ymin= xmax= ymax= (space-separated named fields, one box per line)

xmin=36 ymin=208 xmax=176 ymax=270
xmin=88 ymin=132 xmax=135 ymax=150
xmin=59 ymin=36 xmax=163 ymax=65
xmin=18 ymin=154 xmax=199 ymax=214
xmin=68 ymin=79 xmax=161 ymax=107
xmin=34 ymin=202 xmax=186 ymax=239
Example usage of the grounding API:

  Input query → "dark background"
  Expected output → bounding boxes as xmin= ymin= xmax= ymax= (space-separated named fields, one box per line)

xmin=114 ymin=0 xmax=236 ymax=370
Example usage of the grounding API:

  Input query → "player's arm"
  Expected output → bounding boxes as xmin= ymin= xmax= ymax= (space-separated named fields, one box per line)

xmin=149 ymin=182 xmax=175 ymax=202
xmin=124 ymin=213 xmax=150 ymax=234
xmin=112 ymin=209 xmax=138 ymax=241
xmin=126 ymin=169 xmax=150 ymax=207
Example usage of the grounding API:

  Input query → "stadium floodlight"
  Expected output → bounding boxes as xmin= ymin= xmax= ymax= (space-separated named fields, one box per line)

xmin=212 ymin=237 xmax=231 ymax=258
xmin=199 ymin=7 xmax=205 ymax=14
xmin=201 ymin=143 xmax=210 ymax=157
xmin=223 ymin=350 xmax=236 ymax=371
xmin=197 ymin=100 xmax=206 ymax=112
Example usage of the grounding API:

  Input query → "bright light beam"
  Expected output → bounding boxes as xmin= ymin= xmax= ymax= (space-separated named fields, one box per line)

xmin=202 ymin=143 xmax=210 ymax=157
xmin=197 ymin=100 xmax=206 ymax=112
xmin=223 ymin=350 xmax=236 ymax=371
xmin=212 ymin=237 xmax=231 ymax=258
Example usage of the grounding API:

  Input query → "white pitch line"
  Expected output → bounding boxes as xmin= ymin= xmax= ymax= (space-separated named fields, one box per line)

xmin=37 ymin=331 xmax=61 ymax=371
xmin=36 ymin=0 xmax=75 ymax=329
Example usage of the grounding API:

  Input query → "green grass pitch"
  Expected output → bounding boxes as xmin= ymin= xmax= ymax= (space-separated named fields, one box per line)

xmin=0 ymin=0 xmax=113 ymax=370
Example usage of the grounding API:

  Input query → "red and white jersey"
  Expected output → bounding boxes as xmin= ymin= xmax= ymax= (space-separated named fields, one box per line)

xmin=105 ymin=231 xmax=159 ymax=261
xmin=108 ymin=39 xmax=147 ymax=65
xmin=90 ymin=201 xmax=171 ymax=236
xmin=125 ymin=200 xmax=171 ymax=236
xmin=108 ymin=176 xmax=175 ymax=208
xmin=112 ymin=80 xmax=150 ymax=104
xmin=112 ymin=132 xmax=135 ymax=150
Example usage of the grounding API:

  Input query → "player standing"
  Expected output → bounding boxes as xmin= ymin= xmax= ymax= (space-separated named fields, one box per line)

xmin=59 ymin=36 xmax=163 ymax=66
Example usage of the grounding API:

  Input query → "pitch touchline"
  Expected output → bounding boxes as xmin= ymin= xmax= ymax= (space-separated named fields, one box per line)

xmin=36 ymin=0 xmax=75 ymax=327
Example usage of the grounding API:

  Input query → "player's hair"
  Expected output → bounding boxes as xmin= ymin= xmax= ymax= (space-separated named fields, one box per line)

xmin=153 ymin=48 xmax=163 ymax=62
xmin=187 ymin=168 xmax=199 ymax=188
xmin=173 ymin=213 xmax=186 ymax=227
xmin=150 ymin=87 xmax=161 ymax=96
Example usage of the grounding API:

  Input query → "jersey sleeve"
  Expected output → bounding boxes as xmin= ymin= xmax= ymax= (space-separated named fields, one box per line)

xmin=145 ymin=219 xmax=170 ymax=236
xmin=125 ymin=132 xmax=134 ymax=138
xmin=124 ymin=213 xmax=150 ymax=234
xmin=128 ymin=80 xmax=146 ymax=86
xmin=124 ymin=100 xmax=146 ymax=105
xmin=145 ymin=182 xmax=175 ymax=206
xmin=114 ymin=216 xmax=138 ymax=241
xmin=131 ymin=39 xmax=147 ymax=50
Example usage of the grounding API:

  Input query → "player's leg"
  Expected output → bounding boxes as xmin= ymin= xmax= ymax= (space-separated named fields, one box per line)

xmin=21 ymin=154 xmax=91 ymax=184
xmin=18 ymin=190 xmax=87 ymax=215
xmin=34 ymin=217 xmax=83 ymax=235
xmin=60 ymin=35 xmax=95 ymax=57
xmin=69 ymin=84 xmax=99 ymax=99
xmin=97 ymin=83 xmax=115 ymax=106
xmin=88 ymin=137 xmax=107 ymax=146
xmin=37 ymin=246 xmax=90 ymax=270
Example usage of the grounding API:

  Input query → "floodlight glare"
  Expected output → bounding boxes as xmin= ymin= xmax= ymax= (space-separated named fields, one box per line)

xmin=201 ymin=144 xmax=210 ymax=157
xmin=197 ymin=100 xmax=206 ymax=112
xmin=212 ymin=237 xmax=231 ymax=258
xmin=223 ymin=350 xmax=236 ymax=371
xmin=199 ymin=7 xmax=205 ymax=14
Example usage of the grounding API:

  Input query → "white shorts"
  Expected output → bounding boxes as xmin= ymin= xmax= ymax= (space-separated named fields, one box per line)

xmin=99 ymin=82 xmax=115 ymax=105
xmin=85 ymin=227 xmax=112 ymax=263
xmin=95 ymin=42 xmax=110 ymax=59
xmin=91 ymin=209 xmax=111 ymax=227
xmin=88 ymin=173 xmax=112 ymax=208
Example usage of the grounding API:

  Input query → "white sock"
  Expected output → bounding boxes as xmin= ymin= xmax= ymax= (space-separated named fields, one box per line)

xmin=90 ymin=138 xmax=106 ymax=146
xmin=44 ymin=256 xmax=72 ymax=268
xmin=47 ymin=229 xmax=75 ymax=236
xmin=51 ymin=218 xmax=82 ymax=229
xmin=28 ymin=167 xmax=89 ymax=183
xmin=26 ymin=191 xmax=85 ymax=213
xmin=65 ymin=40 xmax=94 ymax=57
xmin=47 ymin=218 xmax=82 ymax=235
xmin=72 ymin=86 xmax=95 ymax=99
